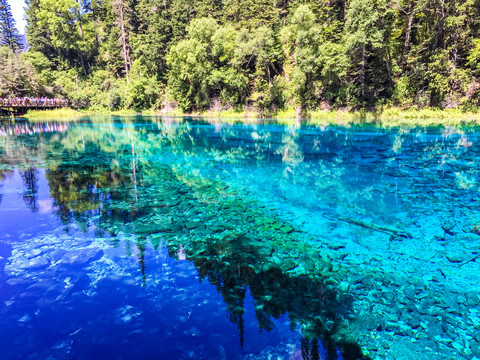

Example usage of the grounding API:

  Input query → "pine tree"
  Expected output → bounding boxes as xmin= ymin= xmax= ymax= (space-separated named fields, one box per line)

xmin=0 ymin=0 xmax=22 ymax=51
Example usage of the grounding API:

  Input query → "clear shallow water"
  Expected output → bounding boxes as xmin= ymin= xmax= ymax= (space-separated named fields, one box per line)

xmin=0 ymin=117 xmax=479 ymax=360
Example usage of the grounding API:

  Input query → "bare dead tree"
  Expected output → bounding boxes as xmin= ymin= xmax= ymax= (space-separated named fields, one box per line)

xmin=112 ymin=0 xmax=131 ymax=83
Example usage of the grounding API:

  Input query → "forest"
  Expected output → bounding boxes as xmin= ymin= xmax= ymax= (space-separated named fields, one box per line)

xmin=1 ymin=0 xmax=480 ymax=117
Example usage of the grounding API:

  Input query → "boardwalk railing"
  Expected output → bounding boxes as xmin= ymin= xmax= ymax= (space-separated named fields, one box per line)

xmin=0 ymin=98 xmax=68 ymax=108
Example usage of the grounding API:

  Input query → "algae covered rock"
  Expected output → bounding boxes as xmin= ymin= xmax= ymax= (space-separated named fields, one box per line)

xmin=280 ymin=258 xmax=298 ymax=271
xmin=185 ymin=220 xmax=203 ymax=230
xmin=279 ymin=225 xmax=294 ymax=234
xmin=338 ymin=281 xmax=350 ymax=292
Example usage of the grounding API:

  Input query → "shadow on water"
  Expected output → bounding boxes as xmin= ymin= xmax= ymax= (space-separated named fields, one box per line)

xmin=0 ymin=118 xmax=390 ymax=359
xmin=172 ymin=233 xmax=367 ymax=359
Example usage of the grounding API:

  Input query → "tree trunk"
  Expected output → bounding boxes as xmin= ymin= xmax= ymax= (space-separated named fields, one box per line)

xmin=295 ymin=103 xmax=302 ymax=127
xmin=435 ymin=0 xmax=446 ymax=50
xmin=115 ymin=0 xmax=130 ymax=83
xmin=401 ymin=1 xmax=415 ymax=69
xmin=79 ymin=53 xmax=87 ymax=76
xmin=361 ymin=45 xmax=366 ymax=104
xmin=451 ymin=46 xmax=457 ymax=71
xmin=75 ymin=0 xmax=87 ymax=75
xmin=386 ymin=47 xmax=392 ymax=84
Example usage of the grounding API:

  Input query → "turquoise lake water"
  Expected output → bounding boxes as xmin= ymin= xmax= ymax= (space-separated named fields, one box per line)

xmin=0 ymin=117 xmax=479 ymax=359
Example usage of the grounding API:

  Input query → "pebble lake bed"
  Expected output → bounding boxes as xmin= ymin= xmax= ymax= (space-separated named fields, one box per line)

xmin=0 ymin=116 xmax=479 ymax=359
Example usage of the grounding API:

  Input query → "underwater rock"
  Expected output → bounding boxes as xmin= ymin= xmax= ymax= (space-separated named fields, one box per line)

xmin=302 ymin=259 xmax=316 ymax=273
xmin=18 ymin=314 xmax=32 ymax=323
xmin=382 ymin=291 xmax=395 ymax=302
xmin=459 ymin=233 xmax=480 ymax=242
xmin=171 ymin=222 xmax=183 ymax=232
xmin=114 ymin=305 xmax=143 ymax=325
xmin=279 ymin=225 xmax=294 ymax=234
xmin=280 ymin=258 xmax=297 ymax=271
xmin=260 ymin=261 xmax=278 ymax=272
xmin=17 ymin=255 xmax=50 ymax=270
xmin=132 ymin=217 xmax=173 ymax=234
xmin=7 ymin=277 xmax=34 ymax=286
xmin=445 ymin=247 xmax=472 ymax=263
xmin=208 ymin=224 xmax=227 ymax=233
xmin=404 ymin=287 xmax=417 ymax=301
xmin=50 ymin=340 xmax=73 ymax=359
xmin=135 ymin=223 xmax=168 ymax=234
xmin=21 ymin=279 xmax=65 ymax=302
xmin=407 ymin=316 xmax=421 ymax=330
xmin=472 ymin=341 xmax=480 ymax=357
xmin=465 ymin=291 xmax=479 ymax=307
xmin=474 ymin=331 xmax=480 ymax=342
xmin=351 ymin=314 xmax=383 ymax=333
xmin=185 ymin=221 xmax=203 ymax=230
xmin=339 ymin=281 xmax=350 ymax=292
xmin=48 ymin=249 xmax=68 ymax=262
xmin=328 ymin=242 xmax=346 ymax=250
xmin=450 ymin=341 xmax=464 ymax=354
xmin=441 ymin=219 xmax=456 ymax=235
xmin=25 ymin=249 xmax=43 ymax=259
xmin=426 ymin=320 xmax=444 ymax=338
xmin=60 ymin=248 xmax=103 ymax=266
xmin=430 ymin=235 xmax=445 ymax=242
xmin=458 ymin=233 xmax=480 ymax=252
xmin=384 ymin=320 xmax=412 ymax=336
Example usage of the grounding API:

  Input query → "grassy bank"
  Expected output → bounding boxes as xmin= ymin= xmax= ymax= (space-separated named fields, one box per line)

xmin=160 ymin=106 xmax=480 ymax=126
xmin=24 ymin=106 xmax=480 ymax=126
xmin=25 ymin=108 xmax=86 ymax=120
xmin=25 ymin=108 xmax=147 ymax=121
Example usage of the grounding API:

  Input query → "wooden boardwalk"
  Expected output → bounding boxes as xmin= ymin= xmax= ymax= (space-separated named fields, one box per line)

xmin=0 ymin=98 xmax=68 ymax=116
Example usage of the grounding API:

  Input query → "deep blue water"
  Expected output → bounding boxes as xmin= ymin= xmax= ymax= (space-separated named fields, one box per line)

xmin=0 ymin=117 xmax=479 ymax=360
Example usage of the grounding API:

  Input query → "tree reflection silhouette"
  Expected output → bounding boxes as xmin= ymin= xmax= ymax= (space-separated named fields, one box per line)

xmin=177 ymin=233 xmax=366 ymax=360
xmin=20 ymin=167 xmax=39 ymax=212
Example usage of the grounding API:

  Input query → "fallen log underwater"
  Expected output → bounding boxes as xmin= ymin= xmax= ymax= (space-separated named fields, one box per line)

xmin=323 ymin=212 xmax=413 ymax=239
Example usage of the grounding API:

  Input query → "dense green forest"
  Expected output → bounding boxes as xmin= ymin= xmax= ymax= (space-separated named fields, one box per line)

xmin=1 ymin=0 xmax=480 ymax=116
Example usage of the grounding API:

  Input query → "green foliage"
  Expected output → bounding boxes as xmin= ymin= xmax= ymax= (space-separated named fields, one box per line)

xmin=21 ymin=51 xmax=54 ymax=88
xmin=468 ymin=39 xmax=480 ymax=71
xmin=0 ymin=0 xmax=22 ymax=51
xmin=167 ymin=37 xmax=211 ymax=111
xmin=15 ymin=0 xmax=480 ymax=114
xmin=0 ymin=46 xmax=40 ymax=96
xmin=126 ymin=60 xmax=162 ymax=109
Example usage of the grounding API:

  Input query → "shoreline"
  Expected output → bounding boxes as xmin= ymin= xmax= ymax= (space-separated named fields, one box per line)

xmin=23 ymin=107 xmax=480 ymax=126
